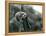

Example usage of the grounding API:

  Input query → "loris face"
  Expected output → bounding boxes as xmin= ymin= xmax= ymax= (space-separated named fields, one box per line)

xmin=15 ymin=12 xmax=27 ymax=22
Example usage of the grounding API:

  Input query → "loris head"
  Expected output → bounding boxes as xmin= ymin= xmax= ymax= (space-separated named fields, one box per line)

xmin=15 ymin=11 xmax=27 ymax=21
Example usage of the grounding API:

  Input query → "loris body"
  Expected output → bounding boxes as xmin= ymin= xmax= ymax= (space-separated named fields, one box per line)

xmin=10 ymin=11 xmax=42 ymax=32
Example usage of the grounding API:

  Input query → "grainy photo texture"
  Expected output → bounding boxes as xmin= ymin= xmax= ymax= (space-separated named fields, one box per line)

xmin=9 ymin=3 xmax=43 ymax=32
